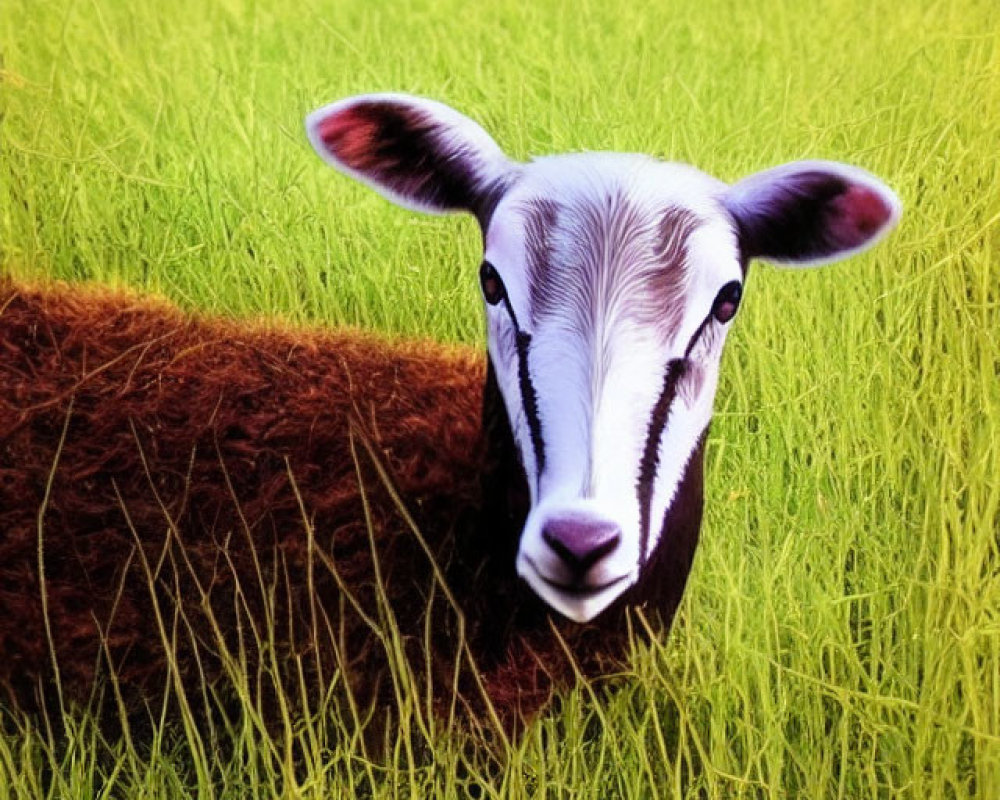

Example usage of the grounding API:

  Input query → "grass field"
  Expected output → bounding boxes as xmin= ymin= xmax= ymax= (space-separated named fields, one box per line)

xmin=2 ymin=0 xmax=999 ymax=796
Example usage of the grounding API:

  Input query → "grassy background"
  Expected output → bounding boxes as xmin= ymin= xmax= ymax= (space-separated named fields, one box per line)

xmin=2 ymin=0 xmax=999 ymax=796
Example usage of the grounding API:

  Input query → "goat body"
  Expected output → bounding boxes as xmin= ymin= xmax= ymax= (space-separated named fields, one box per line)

xmin=0 ymin=280 xmax=688 ymax=728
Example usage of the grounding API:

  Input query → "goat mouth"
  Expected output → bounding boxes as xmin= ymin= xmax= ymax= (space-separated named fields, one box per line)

xmin=525 ymin=558 xmax=630 ymax=598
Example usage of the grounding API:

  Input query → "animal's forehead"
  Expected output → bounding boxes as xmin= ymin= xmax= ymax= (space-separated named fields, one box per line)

xmin=489 ymin=152 xmax=728 ymax=235
xmin=484 ymin=153 xmax=740 ymax=343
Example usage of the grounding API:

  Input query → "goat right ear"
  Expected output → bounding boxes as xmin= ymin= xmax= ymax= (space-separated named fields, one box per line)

xmin=723 ymin=161 xmax=902 ymax=267
xmin=305 ymin=93 xmax=515 ymax=219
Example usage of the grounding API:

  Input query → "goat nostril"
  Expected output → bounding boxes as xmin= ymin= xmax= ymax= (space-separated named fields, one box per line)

xmin=541 ymin=517 xmax=622 ymax=575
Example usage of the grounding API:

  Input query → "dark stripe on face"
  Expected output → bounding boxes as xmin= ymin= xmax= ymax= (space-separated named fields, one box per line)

xmin=516 ymin=330 xmax=546 ymax=477
xmin=636 ymin=358 xmax=687 ymax=563
xmin=635 ymin=313 xmax=716 ymax=563
xmin=499 ymin=293 xmax=547 ymax=483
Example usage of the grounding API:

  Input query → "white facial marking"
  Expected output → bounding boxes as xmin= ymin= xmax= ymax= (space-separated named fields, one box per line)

xmin=482 ymin=154 xmax=740 ymax=622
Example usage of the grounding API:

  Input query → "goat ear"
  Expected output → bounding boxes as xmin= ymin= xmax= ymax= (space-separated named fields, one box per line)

xmin=305 ymin=93 xmax=514 ymax=218
xmin=723 ymin=161 xmax=902 ymax=266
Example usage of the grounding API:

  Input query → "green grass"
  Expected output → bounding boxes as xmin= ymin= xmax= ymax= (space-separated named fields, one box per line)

xmin=2 ymin=0 xmax=999 ymax=796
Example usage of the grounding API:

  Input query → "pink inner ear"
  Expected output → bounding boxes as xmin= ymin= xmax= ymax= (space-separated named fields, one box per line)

xmin=830 ymin=185 xmax=894 ymax=247
xmin=315 ymin=107 xmax=383 ymax=172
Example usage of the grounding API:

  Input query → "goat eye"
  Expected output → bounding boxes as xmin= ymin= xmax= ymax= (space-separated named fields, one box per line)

xmin=712 ymin=281 xmax=742 ymax=324
xmin=479 ymin=261 xmax=506 ymax=306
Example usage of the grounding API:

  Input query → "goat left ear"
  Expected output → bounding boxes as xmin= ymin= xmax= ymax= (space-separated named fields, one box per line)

xmin=722 ymin=161 xmax=902 ymax=266
xmin=305 ymin=93 xmax=515 ymax=219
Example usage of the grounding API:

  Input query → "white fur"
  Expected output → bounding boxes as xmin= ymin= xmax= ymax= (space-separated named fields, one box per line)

xmin=484 ymin=156 xmax=741 ymax=621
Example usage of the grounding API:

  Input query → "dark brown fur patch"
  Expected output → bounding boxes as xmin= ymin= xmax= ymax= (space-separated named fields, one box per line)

xmin=0 ymin=279 xmax=487 ymax=728
xmin=0 ymin=279 xmax=705 ymax=737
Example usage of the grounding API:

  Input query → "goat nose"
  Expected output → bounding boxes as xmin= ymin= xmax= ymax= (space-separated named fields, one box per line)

xmin=541 ymin=517 xmax=622 ymax=576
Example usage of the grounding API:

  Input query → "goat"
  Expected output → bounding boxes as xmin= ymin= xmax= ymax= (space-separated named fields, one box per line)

xmin=0 ymin=94 xmax=901 ymax=731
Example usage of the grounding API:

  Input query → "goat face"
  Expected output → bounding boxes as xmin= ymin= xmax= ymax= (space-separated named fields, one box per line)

xmin=306 ymin=94 xmax=901 ymax=623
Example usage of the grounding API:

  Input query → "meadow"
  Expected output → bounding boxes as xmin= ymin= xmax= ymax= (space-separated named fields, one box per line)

xmin=1 ymin=0 xmax=998 ymax=796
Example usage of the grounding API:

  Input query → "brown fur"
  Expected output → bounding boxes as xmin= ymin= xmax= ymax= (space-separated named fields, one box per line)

xmin=0 ymin=279 xmax=697 ymax=734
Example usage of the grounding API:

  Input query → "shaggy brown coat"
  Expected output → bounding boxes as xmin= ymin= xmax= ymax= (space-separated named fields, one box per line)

xmin=0 ymin=280 xmax=700 ymax=732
